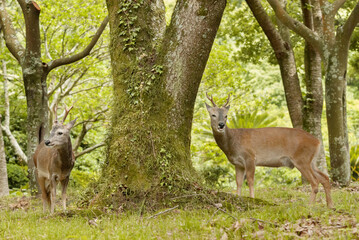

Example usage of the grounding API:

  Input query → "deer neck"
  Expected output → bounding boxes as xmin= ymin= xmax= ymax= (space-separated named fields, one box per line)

xmin=212 ymin=126 xmax=232 ymax=153
xmin=56 ymin=139 xmax=73 ymax=167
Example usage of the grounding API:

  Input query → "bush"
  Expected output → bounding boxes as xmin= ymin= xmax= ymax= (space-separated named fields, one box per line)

xmin=7 ymin=164 xmax=28 ymax=189
xmin=70 ymin=170 xmax=98 ymax=188
xmin=200 ymin=165 xmax=234 ymax=187
xmin=350 ymin=145 xmax=359 ymax=181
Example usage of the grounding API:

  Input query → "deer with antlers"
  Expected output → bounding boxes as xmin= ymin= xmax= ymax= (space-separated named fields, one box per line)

xmin=205 ymin=94 xmax=333 ymax=208
xmin=33 ymin=104 xmax=77 ymax=213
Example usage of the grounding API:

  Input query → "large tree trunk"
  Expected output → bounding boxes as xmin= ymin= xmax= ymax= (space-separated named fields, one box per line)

xmin=91 ymin=0 xmax=226 ymax=208
xmin=0 ymin=115 xmax=9 ymax=197
xmin=325 ymin=44 xmax=351 ymax=186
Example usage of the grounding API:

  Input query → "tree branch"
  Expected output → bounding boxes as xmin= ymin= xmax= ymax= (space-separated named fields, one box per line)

xmin=341 ymin=2 xmax=359 ymax=46
xmin=1 ymin=60 xmax=27 ymax=163
xmin=267 ymin=0 xmax=324 ymax=56
xmin=0 ymin=0 xmax=25 ymax=63
xmin=47 ymin=15 xmax=109 ymax=71
xmin=74 ymin=143 xmax=105 ymax=159
xmin=331 ymin=0 xmax=347 ymax=16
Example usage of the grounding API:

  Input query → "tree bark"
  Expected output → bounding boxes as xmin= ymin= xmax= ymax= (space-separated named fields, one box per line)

xmin=0 ymin=115 xmax=9 ymax=197
xmin=92 ymin=0 xmax=226 ymax=207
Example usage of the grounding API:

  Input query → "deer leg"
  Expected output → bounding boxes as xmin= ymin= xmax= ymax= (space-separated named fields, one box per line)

xmin=38 ymin=176 xmax=50 ymax=212
xmin=235 ymin=166 xmax=245 ymax=196
xmin=50 ymin=175 xmax=58 ymax=214
xmin=245 ymin=161 xmax=255 ymax=198
xmin=60 ymin=177 xmax=70 ymax=211
xmin=313 ymin=168 xmax=334 ymax=208
xmin=296 ymin=164 xmax=319 ymax=205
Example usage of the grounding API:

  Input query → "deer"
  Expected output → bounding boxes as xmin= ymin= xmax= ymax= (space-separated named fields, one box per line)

xmin=33 ymin=104 xmax=77 ymax=213
xmin=205 ymin=94 xmax=333 ymax=208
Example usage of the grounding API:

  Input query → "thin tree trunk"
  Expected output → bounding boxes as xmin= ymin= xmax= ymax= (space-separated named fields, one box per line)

xmin=0 ymin=115 xmax=9 ymax=197
xmin=246 ymin=0 xmax=304 ymax=129
xmin=300 ymin=0 xmax=327 ymax=174
xmin=325 ymin=45 xmax=351 ymax=186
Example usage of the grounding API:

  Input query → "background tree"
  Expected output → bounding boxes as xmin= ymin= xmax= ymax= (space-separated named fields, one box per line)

xmin=267 ymin=0 xmax=359 ymax=186
xmin=0 ymin=0 xmax=108 ymax=191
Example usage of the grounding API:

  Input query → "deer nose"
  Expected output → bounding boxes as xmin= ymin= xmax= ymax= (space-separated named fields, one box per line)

xmin=218 ymin=123 xmax=225 ymax=129
xmin=45 ymin=140 xmax=51 ymax=146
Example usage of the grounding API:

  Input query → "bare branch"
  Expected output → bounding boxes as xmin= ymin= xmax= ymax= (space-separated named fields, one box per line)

xmin=74 ymin=143 xmax=105 ymax=159
xmin=1 ymin=60 xmax=27 ymax=163
xmin=48 ymin=15 xmax=109 ymax=71
xmin=331 ymin=0 xmax=347 ymax=16
xmin=341 ymin=2 xmax=359 ymax=46
xmin=0 ymin=0 xmax=25 ymax=63
xmin=267 ymin=0 xmax=324 ymax=57
xmin=42 ymin=24 xmax=53 ymax=60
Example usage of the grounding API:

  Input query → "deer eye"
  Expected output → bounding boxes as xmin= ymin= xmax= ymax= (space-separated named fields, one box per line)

xmin=57 ymin=132 xmax=63 ymax=135
xmin=212 ymin=114 xmax=216 ymax=117
xmin=225 ymin=115 xmax=227 ymax=118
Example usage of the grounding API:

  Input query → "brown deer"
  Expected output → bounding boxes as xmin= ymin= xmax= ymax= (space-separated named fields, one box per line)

xmin=205 ymin=94 xmax=333 ymax=208
xmin=33 ymin=105 xmax=77 ymax=213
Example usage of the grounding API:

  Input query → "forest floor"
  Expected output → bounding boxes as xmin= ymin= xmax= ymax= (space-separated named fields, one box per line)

xmin=0 ymin=183 xmax=358 ymax=239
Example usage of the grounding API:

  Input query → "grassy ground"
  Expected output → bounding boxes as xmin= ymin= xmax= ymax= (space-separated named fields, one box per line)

xmin=1 ymin=183 xmax=358 ymax=239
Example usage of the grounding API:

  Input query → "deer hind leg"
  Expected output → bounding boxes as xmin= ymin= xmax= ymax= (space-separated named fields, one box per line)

xmin=235 ymin=166 xmax=245 ymax=196
xmin=313 ymin=168 xmax=334 ymax=208
xmin=245 ymin=160 xmax=256 ymax=198
xmin=295 ymin=163 xmax=319 ymax=205
xmin=60 ymin=177 xmax=70 ymax=211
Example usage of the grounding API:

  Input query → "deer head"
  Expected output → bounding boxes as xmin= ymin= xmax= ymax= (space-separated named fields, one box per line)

xmin=205 ymin=93 xmax=230 ymax=133
xmin=45 ymin=104 xmax=77 ymax=148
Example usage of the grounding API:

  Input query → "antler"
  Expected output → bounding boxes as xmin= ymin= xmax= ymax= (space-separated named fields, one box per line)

xmin=206 ymin=92 xmax=217 ymax=107
xmin=52 ymin=103 xmax=58 ymax=124
xmin=223 ymin=94 xmax=230 ymax=107
xmin=62 ymin=105 xmax=74 ymax=123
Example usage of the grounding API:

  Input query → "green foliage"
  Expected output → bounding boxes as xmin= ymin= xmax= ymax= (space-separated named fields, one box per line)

xmin=6 ymin=164 xmax=28 ymax=189
xmin=350 ymin=145 xmax=359 ymax=181
xmin=70 ymin=170 xmax=98 ymax=188
xmin=200 ymin=165 xmax=234 ymax=187
xmin=228 ymin=110 xmax=277 ymax=129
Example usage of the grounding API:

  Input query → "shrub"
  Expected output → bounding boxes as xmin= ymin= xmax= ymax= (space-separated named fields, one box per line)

xmin=7 ymin=164 xmax=28 ymax=189
xmin=350 ymin=145 xmax=359 ymax=181
xmin=70 ymin=169 xmax=98 ymax=188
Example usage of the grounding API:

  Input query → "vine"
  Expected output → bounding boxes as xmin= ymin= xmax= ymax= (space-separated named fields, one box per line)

xmin=117 ymin=0 xmax=144 ymax=52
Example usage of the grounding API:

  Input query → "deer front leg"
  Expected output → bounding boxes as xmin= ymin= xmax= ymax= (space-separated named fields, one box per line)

xmin=50 ymin=175 xmax=58 ymax=214
xmin=235 ymin=165 xmax=245 ymax=196
xmin=60 ymin=177 xmax=70 ymax=211
xmin=38 ymin=176 xmax=50 ymax=213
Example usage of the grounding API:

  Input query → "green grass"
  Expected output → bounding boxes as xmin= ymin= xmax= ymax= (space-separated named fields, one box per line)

xmin=1 ymin=183 xmax=359 ymax=239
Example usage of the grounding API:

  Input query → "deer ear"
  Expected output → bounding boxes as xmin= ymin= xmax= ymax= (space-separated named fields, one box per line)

xmin=65 ymin=118 xmax=77 ymax=129
xmin=205 ymin=103 xmax=212 ymax=111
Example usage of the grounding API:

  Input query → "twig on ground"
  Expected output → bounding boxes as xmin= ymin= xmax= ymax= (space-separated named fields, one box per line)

xmin=250 ymin=217 xmax=279 ymax=227
xmin=147 ymin=205 xmax=179 ymax=219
